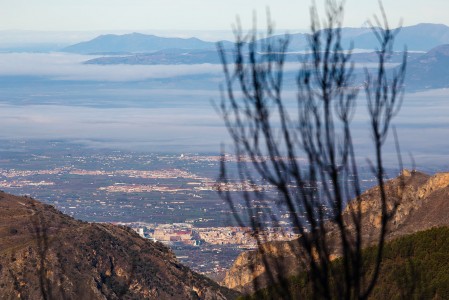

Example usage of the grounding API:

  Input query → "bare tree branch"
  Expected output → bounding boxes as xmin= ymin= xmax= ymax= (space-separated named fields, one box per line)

xmin=217 ymin=1 xmax=407 ymax=298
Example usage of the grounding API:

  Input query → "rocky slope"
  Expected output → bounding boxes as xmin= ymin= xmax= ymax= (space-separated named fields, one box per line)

xmin=0 ymin=192 xmax=239 ymax=299
xmin=250 ymin=226 xmax=449 ymax=299
xmin=223 ymin=170 xmax=449 ymax=293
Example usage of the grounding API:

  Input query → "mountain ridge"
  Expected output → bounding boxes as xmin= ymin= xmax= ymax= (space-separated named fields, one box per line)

xmin=0 ymin=192 xmax=239 ymax=299
xmin=283 ymin=23 xmax=449 ymax=52
xmin=222 ymin=170 xmax=449 ymax=293
xmin=62 ymin=23 xmax=449 ymax=55
xmin=62 ymin=32 xmax=233 ymax=54
xmin=248 ymin=226 xmax=449 ymax=299
xmin=405 ymin=44 xmax=449 ymax=89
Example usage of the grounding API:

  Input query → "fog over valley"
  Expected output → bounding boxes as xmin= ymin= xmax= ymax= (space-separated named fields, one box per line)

xmin=0 ymin=52 xmax=446 ymax=169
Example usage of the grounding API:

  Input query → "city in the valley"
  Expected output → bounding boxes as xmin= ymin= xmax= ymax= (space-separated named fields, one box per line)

xmin=0 ymin=139 xmax=401 ymax=279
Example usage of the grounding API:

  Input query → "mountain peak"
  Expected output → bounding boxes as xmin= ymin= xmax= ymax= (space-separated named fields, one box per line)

xmin=412 ymin=22 xmax=449 ymax=29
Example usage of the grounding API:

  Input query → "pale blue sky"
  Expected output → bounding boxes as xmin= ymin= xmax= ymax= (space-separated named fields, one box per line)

xmin=1 ymin=0 xmax=448 ymax=33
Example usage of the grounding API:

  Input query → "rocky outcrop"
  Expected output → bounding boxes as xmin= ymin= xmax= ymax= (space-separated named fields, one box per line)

xmin=0 ymin=192 xmax=239 ymax=299
xmin=223 ymin=170 xmax=449 ymax=293
xmin=417 ymin=172 xmax=449 ymax=199
xmin=222 ymin=240 xmax=303 ymax=291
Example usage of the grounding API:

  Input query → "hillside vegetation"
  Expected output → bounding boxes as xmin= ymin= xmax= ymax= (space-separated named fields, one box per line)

xmin=249 ymin=226 xmax=449 ymax=299
xmin=223 ymin=171 xmax=449 ymax=293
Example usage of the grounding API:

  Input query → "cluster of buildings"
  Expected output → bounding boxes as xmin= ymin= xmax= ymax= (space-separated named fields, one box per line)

xmin=179 ymin=153 xmax=307 ymax=164
xmin=195 ymin=181 xmax=269 ymax=192
xmin=0 ymin=180 xmax=55 ymax=188
xmin=0 ymin=167 xmax=201 ymax=180
xmin=126 ymin=223 xmax=200 ymax=246
xmin=125 ymin=222 xmax=298 ymax=249
xmin=70 ymin=168 xmax=200 ymax=179
xmin=99 ymin=184 xmax=190 ymax=193
xmin=0 ymin=168 xmax=67 ymax=177
xmin=197 ymin=226 xmax=298 ymax=247
xmin=152 ymin=224 xmax=199 ymax=245
xmin=98 ymin=180 xmax=270 ymax=194
xmin=178 ymin=153 xmax=268 ymax=163
xmin=196 ymin=227 xmax=256 ymax=247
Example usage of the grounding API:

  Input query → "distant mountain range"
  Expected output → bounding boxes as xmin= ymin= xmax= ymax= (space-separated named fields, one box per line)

xmin=83 ymin=43 xmax=449 ymax=91
xmin=282 ymin=23 xmax=449 ymax=52
xmin=406 ymin=44 xmax=449 ymax=89
xmin=60 ymin=24 xmax=449 ymax=91
xmin=62 ymin=32 xmax=233 ymax=54
xmin=62 ymin=23 xmax=449 ymax=55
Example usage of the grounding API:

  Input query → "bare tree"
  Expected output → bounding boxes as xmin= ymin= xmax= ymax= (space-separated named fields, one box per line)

xmin=217 ymin=0 xmax=407 ymax=298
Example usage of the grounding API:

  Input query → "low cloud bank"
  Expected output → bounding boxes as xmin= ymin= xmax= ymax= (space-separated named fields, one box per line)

xmin=0 ymin=52 xmax=222 ymax=81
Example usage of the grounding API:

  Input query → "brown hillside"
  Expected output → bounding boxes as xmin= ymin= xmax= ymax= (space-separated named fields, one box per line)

xmin=223 ymin=170 xmax=449 ymax=293
xmin=0 ymin=192 xmax=239 ymax=300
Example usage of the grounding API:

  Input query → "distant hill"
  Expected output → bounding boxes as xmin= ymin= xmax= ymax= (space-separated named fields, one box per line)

xmin=83 ymin=43 xmax=449 ymax=92
xmin=389 ymin=23 xmax=449 ymax=51
xmin=62 ymin=32 xmax=233 ymax=54
xmin=273 ymin=23 xmax=449 ymax=52
xmin=0 ymin=192 xmax=238 ymax=299
xmin=81 ymin=23 xmax=449 ymax=70
xmin=63 ymin=24 xmax=449 ymax=56
xmin=223 ymin=170 xmax=449 ymax=293
xmin=406 ymin=44 xmax=449 ymax=89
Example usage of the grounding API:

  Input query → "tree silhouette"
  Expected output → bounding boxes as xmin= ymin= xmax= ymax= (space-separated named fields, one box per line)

xmin=217 ymin=0 xmax=407 ymax=298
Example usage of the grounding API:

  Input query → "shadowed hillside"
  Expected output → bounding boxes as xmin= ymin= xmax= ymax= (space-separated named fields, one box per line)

xmin=406 ymin=44 xmax=449 ymax=89
xmin=249 ymin=226 xmax=449 ymax=299
xmin=0 ymin=192 xmax=239 ymax=299
xmin=223 ymin=171 xmax=449 ymax=294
